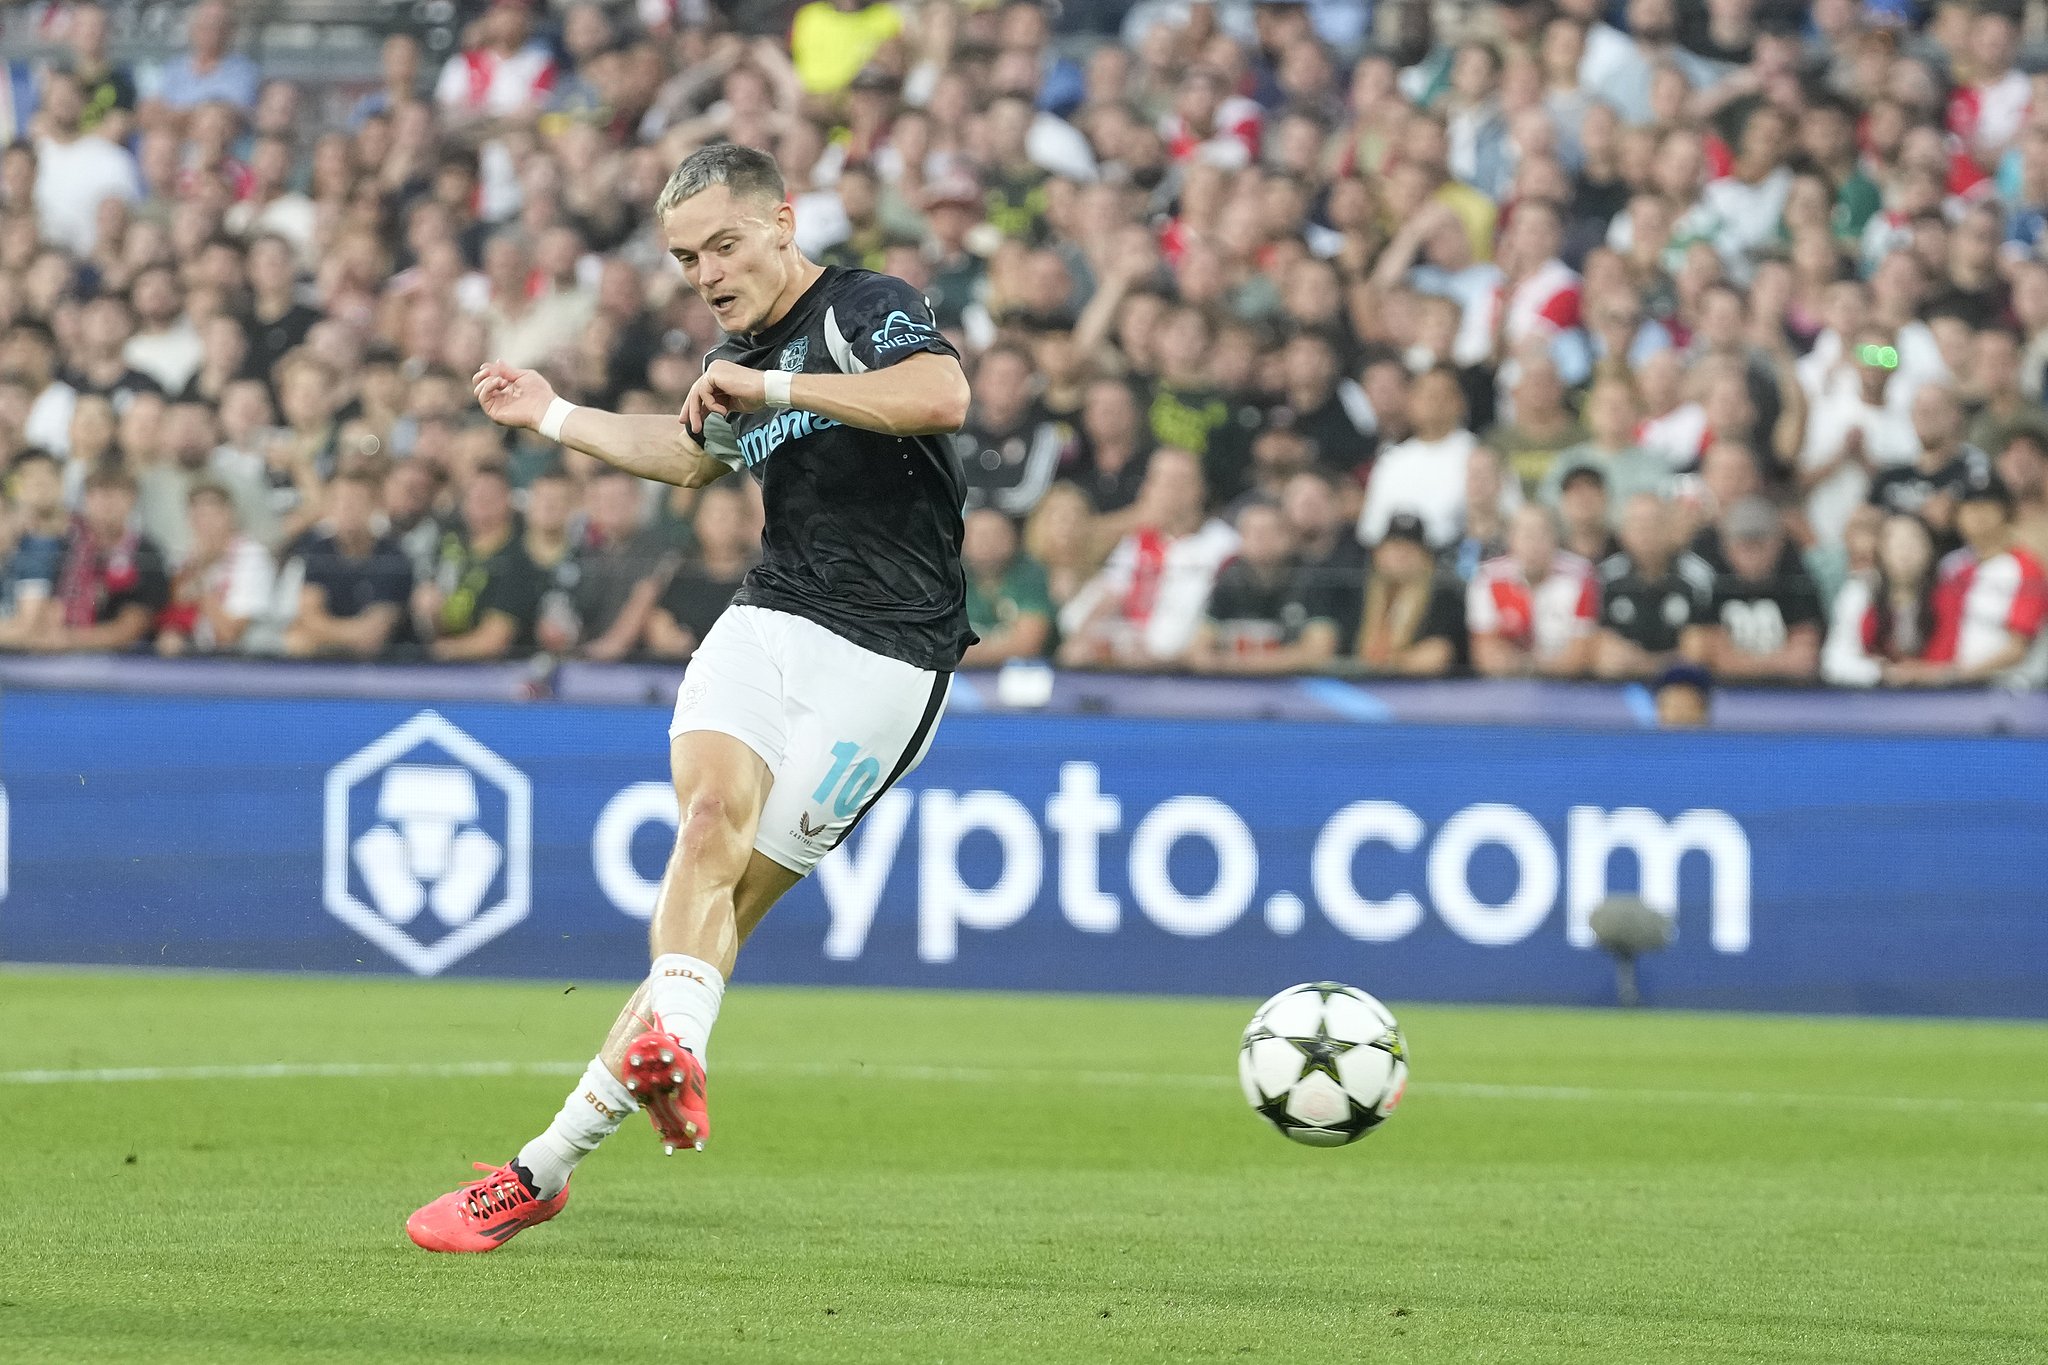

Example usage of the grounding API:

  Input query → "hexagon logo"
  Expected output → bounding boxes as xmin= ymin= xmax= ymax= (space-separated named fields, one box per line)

xmin=323 ymin=711 xmax=531 ymax=976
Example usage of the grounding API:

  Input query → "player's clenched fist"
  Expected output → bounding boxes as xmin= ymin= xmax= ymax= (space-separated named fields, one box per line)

xmin=473 ymin=361 xmax=556 ymax=432
xmin=681 ymin=359 xmax=769 ymax=432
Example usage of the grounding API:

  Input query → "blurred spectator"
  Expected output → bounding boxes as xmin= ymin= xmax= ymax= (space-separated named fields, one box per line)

xmin=566 ymin=468 xmax=674 ymax=661
xmin=435 ymin=0 xmax=556 ymax=125
xmin=0 ymin=449 xmax=66 ymax=646
xmin=1059 ymin=447 xmax=1238 ymax=666
xmin=1824 ymin=511 xmax=1939 ymax=688
xmin=1688 ymin=441 xmax=1774 ymax=568
xmin=1869 ymin=384 xmax=1989 ymax=551
xmin=479 ymin=233 xmax=595 ymax=369
xmin=1700 ymin=105 xmax=1793 ymax=285
xmin=7 ymin=322 xmax=76 ymax=457
xmin=1997 ymin=430 xmax=2048 ymax=570
xmin=1634 ymin=349 xmax=1707 ymax=471
xmin=1653 ymin=663 xmax=1712 ymax=727
xmin=1687 ymin=283 xmax=1804 ymax=476
xmin=1360 ymin=365 xmax=1500 ymax=550
xmin=956 ymin=345 xmax=1065 ymax=519
xmin=1887 ymin=474 xmax=2048 ymax=689
xmin=42 ymin=464 xmax=167 ymax=653
xmin=1064 ymin=377 xmax=1152 ymax=519
xmin=1960 ymin=326 xmax=2048 ymax=456
xmin=124 ymin=268 xmax=204 ymax=395
xmin=1542 ymin=372 xmax=1671 ymax=511
xmin=791 ymin=0 xmax=906 ymax=97
xmin=1479 ymin=200 xmax=1583 ymax=381
xmin=384 ymin=459 xmax=445 ymax=586
xmin=1232 ymin=426 xmax=1312 ymax=520
xmin=1268 ymin=330 xmax=1371 ymax=476
xmin=1683 ymin=497 xmax=1823 ymax=683
xmin=1022 ymin=480 xmax=1102 ymax=612
xmin=1281 ymin=468 xmax=1366 ymax=585
xmin=647 ymin=482 xmax=757 ymax=660
xmin=1593 ymin=492 xmax=1716 ymax=680
xmin=1353 ymin=513 xmax=1465 ymax=678
xmin=525 ymin=470 xmax=580 ymax=653
xmin=1557 ymin=466 xmax=1620 ymax=564
xmin=1468 ymin=505 xmax=1598 ymax=679
xmin=1808 ymin=501 xmax=1883 ymax=618
xmin=244 ymin=237 xmax=325 ymax=384
xmin=155 ymin=482 xmax=276 ymax=657
xmin=32 ymin=70 xmax=138 ymax=257
xmin=1147 ymin=304 xmax=1249 ymax=503
xmin=1448 ymin=445 xmax=1511 ymax=581
xmin=1483 ymin=349 xmax=1586 ymax=496
xmin=284 ymin=473 xmax=412 ymax=660
xmin=960 ymin=507 xmax=1053 ymax=667
xmin=65 ymin=4 xmax=136 ymax=146
xmin=138 ymin=402 xmax=267 ymax=563
xmin=1188 ymin=499 xmax=1344 ymax=675
xmin=155 ymin=0 xmax=261 ymax=111
xmin=66 ymin=296 xmax=159 ymax=416
xmin=414 ymin=465 xmax=543 ymax=662
xmin=352 ymin=34 xmax=426 ymax=129
xmin=1799 ymin=329 xmax=1919 ymax=551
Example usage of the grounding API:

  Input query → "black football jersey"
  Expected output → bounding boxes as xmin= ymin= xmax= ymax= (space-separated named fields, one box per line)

xmin=1596 ymin=549 xmax=1717 ymax=654
xmin=699 ymin=266 xmax=976 ymax=671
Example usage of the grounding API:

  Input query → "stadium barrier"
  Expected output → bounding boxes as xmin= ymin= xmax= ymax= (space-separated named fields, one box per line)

xmin=7 ymin=687 xmax=2045 ymax=1017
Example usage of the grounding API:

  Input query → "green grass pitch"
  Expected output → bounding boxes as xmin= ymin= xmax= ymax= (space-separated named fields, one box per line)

xmin=3 ymin=970 xmax=2045 ymax=1364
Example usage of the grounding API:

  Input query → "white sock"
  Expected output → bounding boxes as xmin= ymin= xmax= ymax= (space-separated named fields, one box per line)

xmin=647 ymin=953 xmax=726 ymax=1065
xmin=516 ymin=1058 xmax=637 ymax=1199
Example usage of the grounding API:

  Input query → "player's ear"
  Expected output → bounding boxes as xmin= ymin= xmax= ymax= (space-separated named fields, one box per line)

xmin=776 ymin=198 xmax=796 ymax=248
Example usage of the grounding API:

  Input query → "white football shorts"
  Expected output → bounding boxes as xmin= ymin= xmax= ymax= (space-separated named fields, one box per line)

xmin=669 ymin=604 xmax=953 ymax=874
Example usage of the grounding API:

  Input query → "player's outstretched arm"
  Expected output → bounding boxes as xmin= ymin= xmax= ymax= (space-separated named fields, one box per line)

xmin=681 ymin=352 xmax=970 ymax=439
xmin=473 ymin=362 xmax=734 ymax=489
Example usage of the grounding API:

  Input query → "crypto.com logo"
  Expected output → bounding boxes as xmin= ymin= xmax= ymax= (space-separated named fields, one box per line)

xmin=323 ymin=711 xmax=531 ymax=975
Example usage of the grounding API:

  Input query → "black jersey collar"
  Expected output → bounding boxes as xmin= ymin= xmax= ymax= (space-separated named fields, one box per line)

xmin=732 ymin=264 xmax=840 ymax=350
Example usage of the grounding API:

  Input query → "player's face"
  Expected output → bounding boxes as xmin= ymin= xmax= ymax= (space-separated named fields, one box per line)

xmin=665 ymin=186 xmax=796 ymax=335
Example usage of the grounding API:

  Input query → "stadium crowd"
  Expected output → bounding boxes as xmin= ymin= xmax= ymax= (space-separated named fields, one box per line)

xmin=3 ymin=0 xmax=2048 ymax=688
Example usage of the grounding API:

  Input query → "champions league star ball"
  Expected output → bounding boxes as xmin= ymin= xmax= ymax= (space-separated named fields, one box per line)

xmin=1239 ymin=982 xmax=1408 ymax=1146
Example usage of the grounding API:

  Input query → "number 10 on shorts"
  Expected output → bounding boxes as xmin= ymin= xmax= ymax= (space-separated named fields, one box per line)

xmin=813 ymin=741 xmax=882 ymax=819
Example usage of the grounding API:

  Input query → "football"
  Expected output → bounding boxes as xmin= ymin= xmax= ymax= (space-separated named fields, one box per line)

xmin=1239 ymin=982 xmax=1408 ymax=1146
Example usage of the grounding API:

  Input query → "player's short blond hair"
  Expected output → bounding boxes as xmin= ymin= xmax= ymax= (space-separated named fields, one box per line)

xmin=656 ymin=143 xmax=785 ymax=220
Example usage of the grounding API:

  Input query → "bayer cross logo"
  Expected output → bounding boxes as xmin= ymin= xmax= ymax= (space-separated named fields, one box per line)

xmin=323 ymin=711 xmax=532 ymax=975
xmin=779 ymin=337 xmax=808 ymax=372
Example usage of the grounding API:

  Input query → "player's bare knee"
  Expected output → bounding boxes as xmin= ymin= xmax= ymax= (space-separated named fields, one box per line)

xmin=674 ymin=795 xmax=746 ymax=861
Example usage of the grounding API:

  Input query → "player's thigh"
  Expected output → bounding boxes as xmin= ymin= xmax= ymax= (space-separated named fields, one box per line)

xmin=753 ymin=618 xmax=952 ymax=876
xmin=667 ymin=728 xmax=774 ymax=858
xmin=667 ymin=605 xmax=786 ymax=849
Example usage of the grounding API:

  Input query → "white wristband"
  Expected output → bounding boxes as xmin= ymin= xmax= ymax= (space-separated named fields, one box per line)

xmin=762 ymin=369 xmax=793 ymax=408
xmin=538 ymin=396 xmax=577 ymax=442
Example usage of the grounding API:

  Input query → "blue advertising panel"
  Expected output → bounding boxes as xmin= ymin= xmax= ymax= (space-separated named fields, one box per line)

xmin=5 ymin=689 xmax=2045 ymax=1016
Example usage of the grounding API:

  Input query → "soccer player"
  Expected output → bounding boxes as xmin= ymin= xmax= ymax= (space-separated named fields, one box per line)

xmin=405 ymin=144 xmax=973 ymax=1252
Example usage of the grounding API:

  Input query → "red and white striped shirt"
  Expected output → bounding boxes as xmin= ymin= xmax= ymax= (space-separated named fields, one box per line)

xmin=1466 ymin=551 xmax=1598 ymax=661
xmin=434 ymin=42 xmax=557 ymax=117
xmin=1159 ymin=98 xmax=1262 ymax=170
xmin=1473 ymin=258 xmax=1582 ymax=354
xmin=1948 ymin=70 xmax=2031 ymax=157
xmin=1058 ymin=518 xmax=1241 ymax=663
xmin=1926 ymin=545 xmax=2048 ymax=673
